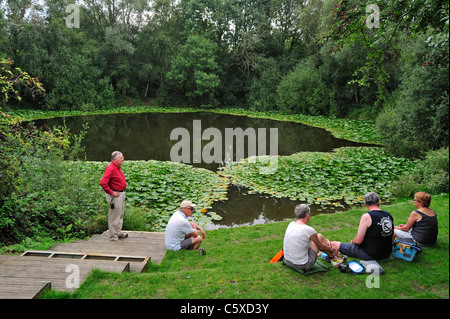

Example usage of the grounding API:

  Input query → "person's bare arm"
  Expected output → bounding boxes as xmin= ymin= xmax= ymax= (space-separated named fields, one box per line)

xmin=351 ymin=213 xmax=371 ymax=245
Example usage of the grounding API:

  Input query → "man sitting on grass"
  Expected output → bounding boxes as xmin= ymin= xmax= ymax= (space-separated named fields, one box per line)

xmin=283 ymin=204 xmax=335 ymax=272
xmin=331 ymin=192 xmax=394 ymax=260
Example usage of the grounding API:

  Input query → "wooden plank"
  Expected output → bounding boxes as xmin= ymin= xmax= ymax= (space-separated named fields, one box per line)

xmin=49 ymin=243 xmax=164 ymax=266
xmin=22 ymin=250 xmax=148 ymax=262
xmin=0 ymin=281 xmax=51 ymax=299
xmin=0 ymin=255 xmax=130 ymax=296
xmin=49 ymin=230 xmax=167 ymax=265
xmin=21 ymin=250 xmax=150 ymax=273
xmin=0 ymin=230 xmax=166 ymax=298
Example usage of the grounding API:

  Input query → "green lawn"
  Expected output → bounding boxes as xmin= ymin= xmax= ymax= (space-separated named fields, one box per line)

xmin=46 ymin=194 xmax=449 ymax=300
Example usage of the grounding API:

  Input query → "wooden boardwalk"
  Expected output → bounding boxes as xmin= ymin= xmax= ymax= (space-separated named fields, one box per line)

xmin=0 ymin=231 xmax=166 ymax=299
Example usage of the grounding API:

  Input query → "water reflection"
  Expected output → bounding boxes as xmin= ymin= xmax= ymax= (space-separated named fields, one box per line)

xmin=32 ymin=111 xmax=369 ymax=170
xmin=208 ymin=184 xmax=348 ymax=229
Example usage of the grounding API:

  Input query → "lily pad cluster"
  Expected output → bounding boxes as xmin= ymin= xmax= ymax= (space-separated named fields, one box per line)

xmin=124 ymin=161 xmax=229 ymax=229
xmin=220 ymin=147 xmax=417 ymax=208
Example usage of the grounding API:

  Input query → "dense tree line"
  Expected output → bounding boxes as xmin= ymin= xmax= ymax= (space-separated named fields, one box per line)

xmin=1 ymin=0 xmax=449 ymax=157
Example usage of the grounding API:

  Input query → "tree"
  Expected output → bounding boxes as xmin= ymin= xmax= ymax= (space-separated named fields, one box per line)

xmin=45 ymin=48 xmax=114 ymax=110
xmin=376 ymin=33 xmax=449 ymax=158
xmin=134 ymin=0 xmax=183 ymax=99
xmin=0 ymin=57 xmax=45 ymax=105
xmin=321 ymin=0 xmax=449 ymax=105
xmin=276 ymin=58 xmax=333 ymax=115
xmin=166 ymin=34 xmax=221 ymax=106
xmin=81 ymin=0 xmax=149 ymax=97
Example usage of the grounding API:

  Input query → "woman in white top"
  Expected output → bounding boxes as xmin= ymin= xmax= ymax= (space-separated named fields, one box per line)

xmin=283 ymin=204 xmax=335 ymax=271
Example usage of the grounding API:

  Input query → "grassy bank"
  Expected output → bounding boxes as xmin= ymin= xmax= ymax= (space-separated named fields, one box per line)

xmin=46 ymin=194 xmax=449 ymax=299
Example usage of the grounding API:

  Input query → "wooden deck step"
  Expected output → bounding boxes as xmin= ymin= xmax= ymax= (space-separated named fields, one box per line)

xmin=0 ymin=231 xmax=166 ymax=298
xmin=0 ymin=255 xmax=129 ymax=298
xmin=22 ymin=250 xmax=149 ymax=273
xmin=0 ymin=276 xmax=51 ymax=299
xmin=50 ymin=231 xmax=166 ymax=265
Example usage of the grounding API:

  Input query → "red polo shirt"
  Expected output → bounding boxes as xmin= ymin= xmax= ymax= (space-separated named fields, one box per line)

xmin=100 ymin=161 xmax=127 ymax=195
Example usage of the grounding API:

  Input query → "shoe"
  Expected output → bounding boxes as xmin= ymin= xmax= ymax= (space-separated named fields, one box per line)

xmin=118 ymin=233 xmax=128 ymax=239
xmin=110 ymin=238 xmax=121 ymax=243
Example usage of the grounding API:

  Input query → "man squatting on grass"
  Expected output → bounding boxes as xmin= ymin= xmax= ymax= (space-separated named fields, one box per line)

xmin=100 ymin=151 xmax=128 ymax=242
xmin=165 ymin=200 xmax=206 ymax=251
xmin=283 ymin=204 xmax=336 ymax=272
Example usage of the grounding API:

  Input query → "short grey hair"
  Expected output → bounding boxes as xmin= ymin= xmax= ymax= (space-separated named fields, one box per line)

xmin=111 ymin=151 xmax=123 ymax=161
xmin=294 ymin=204 xmax=310 ymax=219
xmin=364 ymin=192 xmax=380 ymax=206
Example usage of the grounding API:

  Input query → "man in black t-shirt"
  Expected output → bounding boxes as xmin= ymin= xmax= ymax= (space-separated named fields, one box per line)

xmin=331 ymin=192 xmax=394 ymax=260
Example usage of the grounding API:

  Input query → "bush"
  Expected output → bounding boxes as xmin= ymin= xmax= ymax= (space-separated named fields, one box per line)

xmin=392 ymin=147 xmax=449 ymax=198
xmin=0 ymin=122 xmax=104 ymax=245
xmin=375 ymin=33 xmax=449 ymax=159
xmin=44 ymin=52 xmax=115 ymax=111
xmin=276 ymin=58 xmax=335 ymax=115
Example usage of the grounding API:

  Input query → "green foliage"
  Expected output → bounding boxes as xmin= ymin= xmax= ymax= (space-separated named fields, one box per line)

xmin=125 ymin=161 xmax=228 ymax=228
xmin=276 ymin=58 xmax=335 ymax=115
xmin=375 ymin=55 xmax=449 ymax=158
xmin=166 ymin=34 xmax=221 ymax=106
xmin=247 ymin=57 xmax=282 ymax=112
xmin=322 ymin=0 xmax=449 ymax=104
xmin=221 ymin=147 xmax=416 ymax=208
xmin=0 ymin=120 xmax=103 ymax=245
xmin=45 ymin=51 xmax=115 ymax=110
xmin=0 ymin=57 xmax=45 ymax=105
xmin=392 ymin=147 xmax=449 ymax=198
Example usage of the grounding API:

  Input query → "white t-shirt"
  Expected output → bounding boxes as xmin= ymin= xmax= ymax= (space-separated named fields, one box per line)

xmin=283 ymin=222 xmax=317 ymax=265
xmin=165 ymin=211 xmax=195 ymax=251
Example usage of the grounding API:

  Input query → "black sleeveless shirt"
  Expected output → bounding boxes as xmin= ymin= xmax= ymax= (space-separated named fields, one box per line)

xmin=411 ymin=210 xmax=438 ymax=245
xmin=360 ymin=210 xmax=394 ymax=260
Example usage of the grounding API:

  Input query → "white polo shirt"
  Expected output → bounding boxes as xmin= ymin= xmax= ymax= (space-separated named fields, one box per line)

xmin=165 ymin=211 xmax=195 ymax=251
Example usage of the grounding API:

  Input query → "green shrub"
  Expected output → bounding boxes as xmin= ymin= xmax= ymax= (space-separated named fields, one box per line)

xmin=0 ymin=122 xmax=104 ymax=245
xmin=375 ymin=35 xmax=449 ymax=159
xmin=44 ymin=51 xmax=115 ymax=111
xmin=276 ymin=58 xmax=335 ymax=115
xmin=392 ymin=147 xmax=449 ymax=198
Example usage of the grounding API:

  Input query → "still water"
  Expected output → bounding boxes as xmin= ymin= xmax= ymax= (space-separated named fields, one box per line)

xmin=34 ymin=111 xmax=366 ymax=168
xmin=33 ymin=111 xmax=368 ymax=226
xmin=208 ymin=184 xmax=348 ymax=229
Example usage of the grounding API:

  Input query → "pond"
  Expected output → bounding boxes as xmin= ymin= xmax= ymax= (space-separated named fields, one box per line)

xmin=33 ymin=111 xmax=370 ymax=227
xmin=208 ymin=184 xmax=348 ymax=229
xmin=34 ymin=111 xmax=367 ymax=167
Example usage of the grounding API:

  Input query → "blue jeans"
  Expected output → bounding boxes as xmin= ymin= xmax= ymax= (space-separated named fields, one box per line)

xmin=339 ymin=243 xmax=375 ymax=260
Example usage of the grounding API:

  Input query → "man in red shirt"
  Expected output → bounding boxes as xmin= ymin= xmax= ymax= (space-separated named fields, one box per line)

xmin=100 ymin=151 xmax=128 ymax=242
